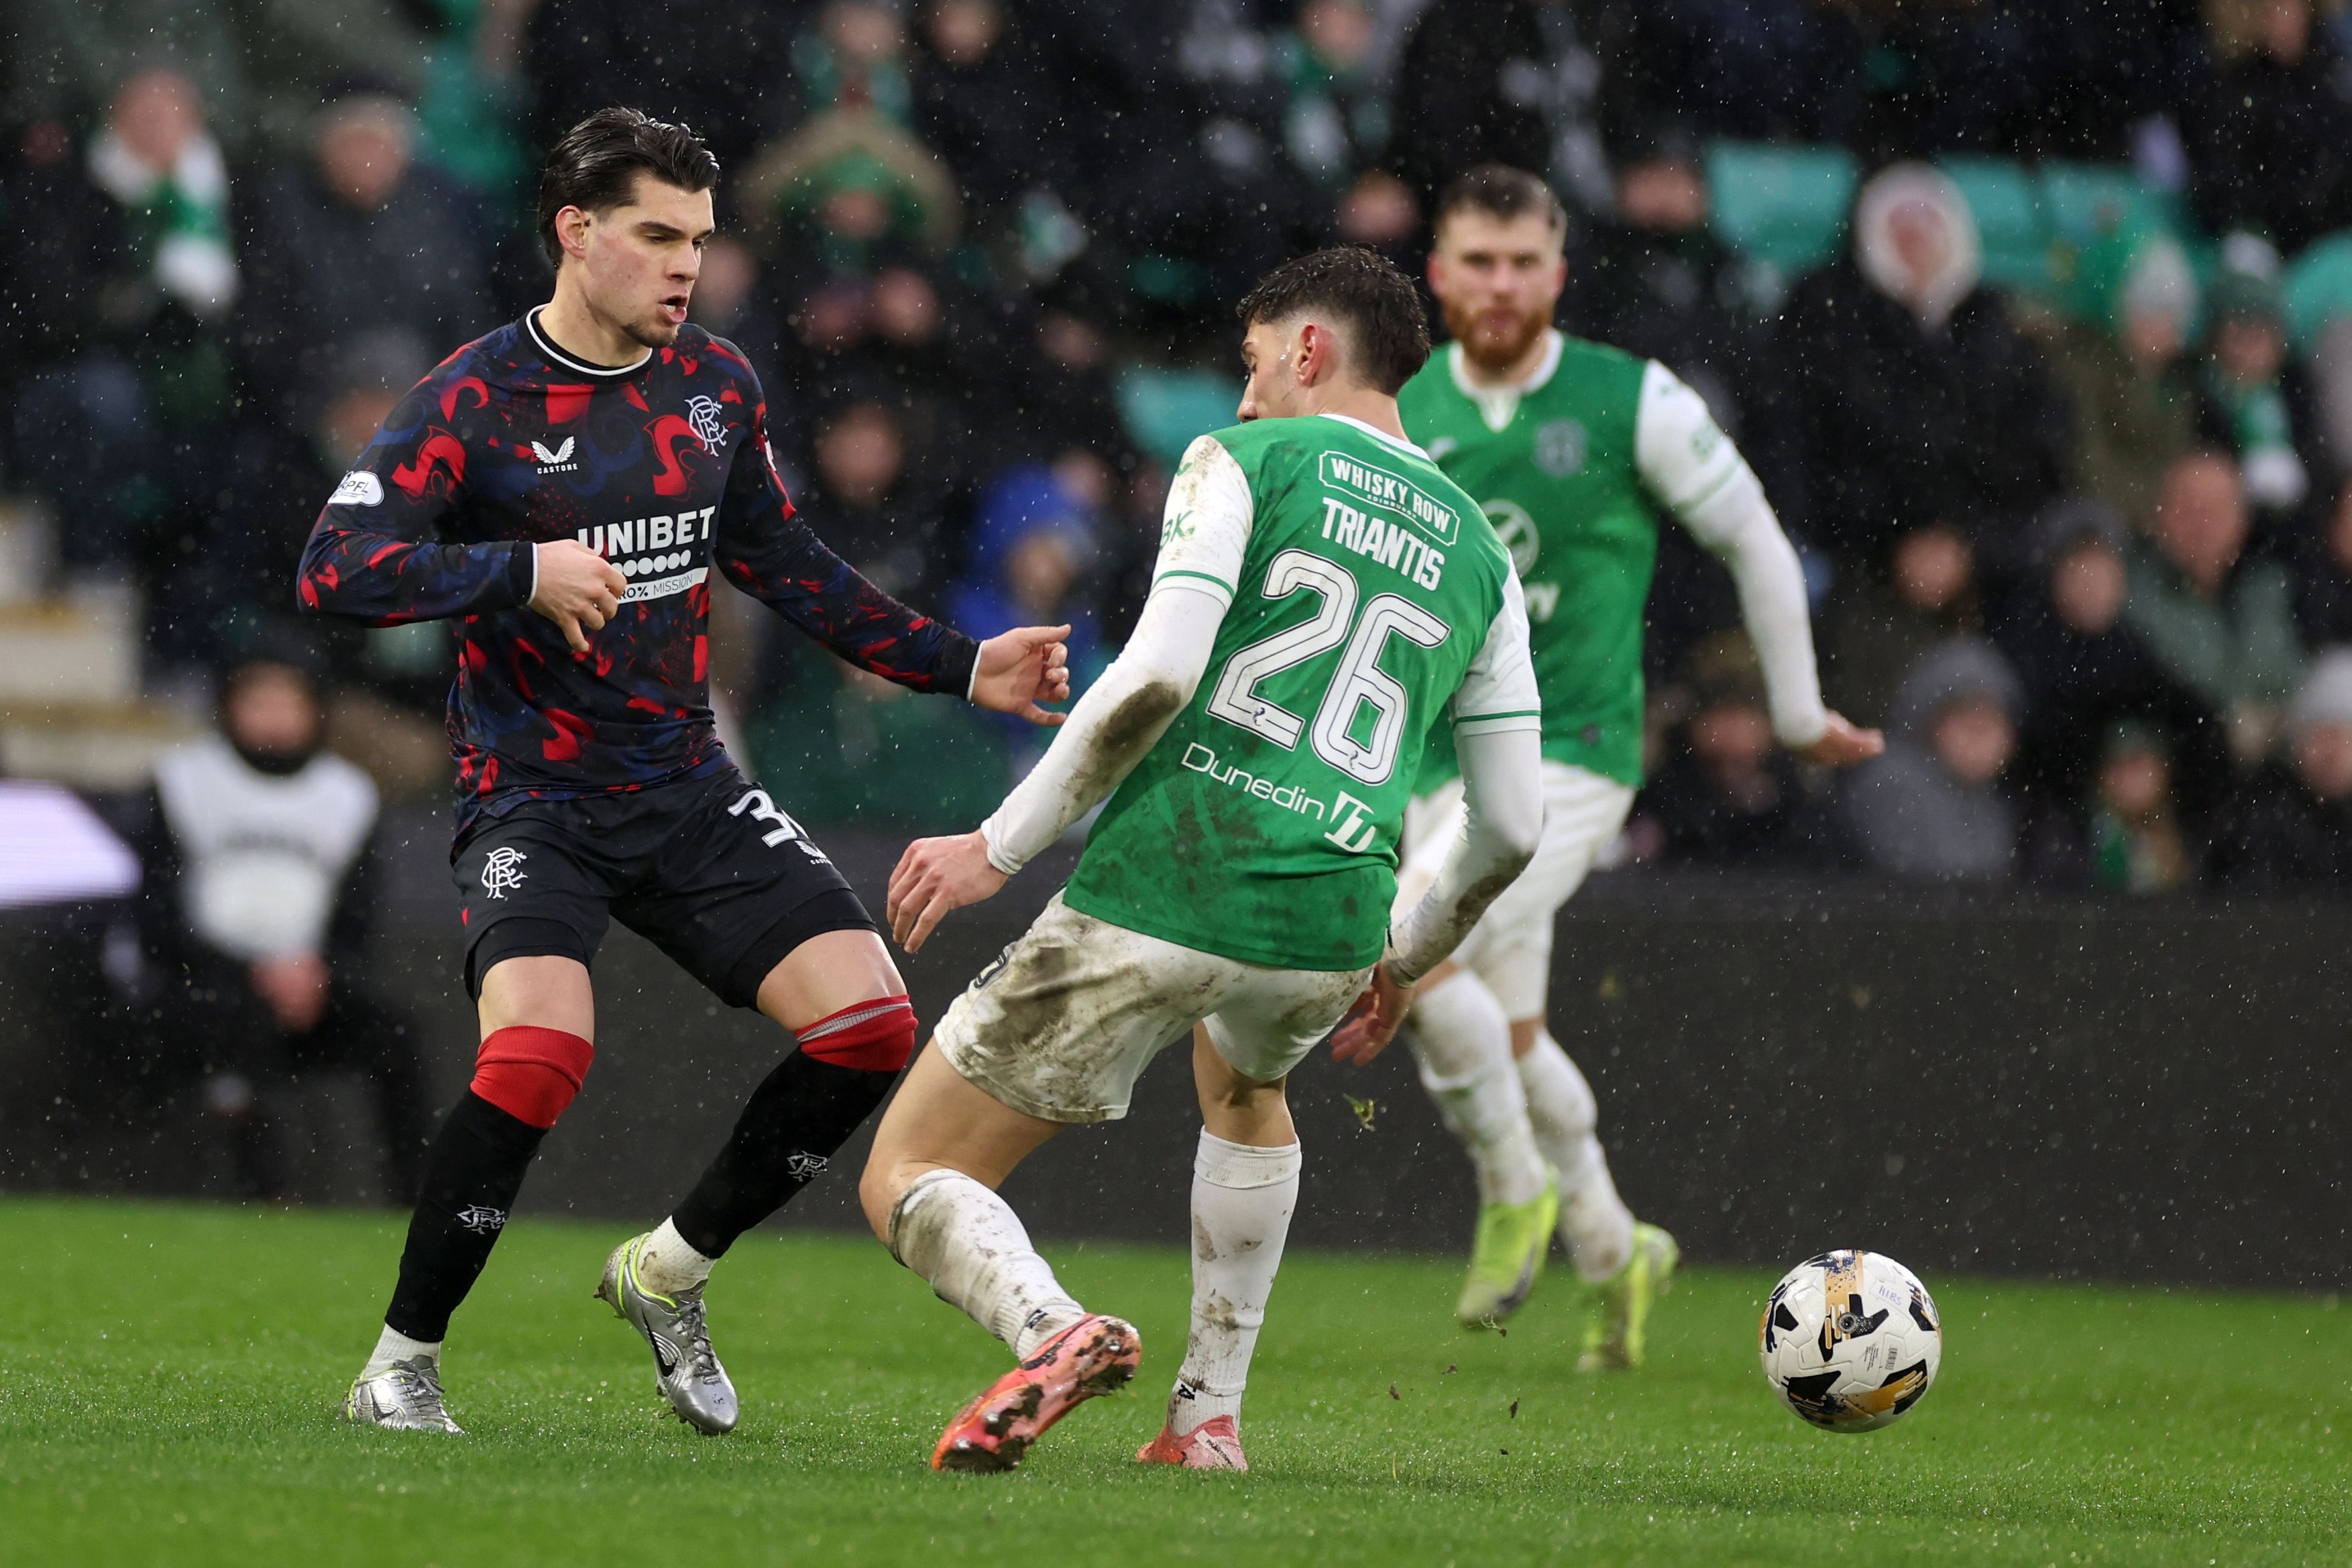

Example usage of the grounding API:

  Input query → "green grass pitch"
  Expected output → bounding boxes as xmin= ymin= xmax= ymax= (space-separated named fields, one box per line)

xmin=3 ymin=1197 xmax=2345 ymax=1566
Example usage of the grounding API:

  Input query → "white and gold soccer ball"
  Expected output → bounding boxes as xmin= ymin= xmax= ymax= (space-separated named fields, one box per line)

xmin=1758 ymin=1249 xmax=1942 ymax=1433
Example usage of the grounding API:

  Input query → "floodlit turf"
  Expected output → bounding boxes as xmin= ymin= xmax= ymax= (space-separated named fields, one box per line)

xmin=2 ymin=1198 xmax=2346 ymax=1567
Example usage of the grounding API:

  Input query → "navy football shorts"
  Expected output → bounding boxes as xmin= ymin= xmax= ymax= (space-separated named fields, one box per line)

xmin=451 ymin=766 xmax=873 ymax=1009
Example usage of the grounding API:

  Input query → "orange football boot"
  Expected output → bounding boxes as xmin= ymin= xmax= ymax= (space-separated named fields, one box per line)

xmin=931 ymin=1314 xmax=1141 ymax=1473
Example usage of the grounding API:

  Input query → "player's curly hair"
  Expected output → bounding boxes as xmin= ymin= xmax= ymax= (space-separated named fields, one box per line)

xmin=537 ymin=108 xmax=721 ymax=269
xmin=1237 ymin=246 xmax=1432 ymax=394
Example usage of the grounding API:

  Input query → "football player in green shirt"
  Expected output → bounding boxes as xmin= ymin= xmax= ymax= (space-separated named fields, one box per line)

xmin=861 ymin=248 xmax=1547 ymax=1473
xmin=1395 ymin=166 xmax=1882 ymax=1353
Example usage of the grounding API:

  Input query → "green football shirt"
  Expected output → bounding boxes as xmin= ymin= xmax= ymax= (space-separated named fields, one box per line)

xmin=1062 ymin=413 xmax=1538 ymax=971
xmin=1398 ymin=331 xmax=1661 ymax=788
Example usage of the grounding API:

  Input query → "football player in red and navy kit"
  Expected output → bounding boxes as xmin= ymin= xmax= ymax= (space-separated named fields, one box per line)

xmin=309 ymin=109 xmax=1072 ymax=1436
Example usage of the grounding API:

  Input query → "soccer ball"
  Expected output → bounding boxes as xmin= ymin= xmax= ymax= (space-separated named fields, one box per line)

xmin=1758 ymin=1249 xmax=1942 ymax=1433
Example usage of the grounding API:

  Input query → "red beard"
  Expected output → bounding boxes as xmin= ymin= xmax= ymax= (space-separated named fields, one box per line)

xmin=1443 ymin=298 xmax=1549 ymax=376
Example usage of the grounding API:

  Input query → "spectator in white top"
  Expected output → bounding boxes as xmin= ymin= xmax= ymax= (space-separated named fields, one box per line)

xmin=129 ymin=655 xmax=431 ymax=1201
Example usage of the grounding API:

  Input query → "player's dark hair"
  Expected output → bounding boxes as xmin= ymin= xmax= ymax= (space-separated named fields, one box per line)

xmin=1433 ymin=164 xmax=1569 ymax=241
xmin=537 ymin=108 xmax=720 ymax=268
xmin=1237 ymin=246 xmax=1432 ymax=395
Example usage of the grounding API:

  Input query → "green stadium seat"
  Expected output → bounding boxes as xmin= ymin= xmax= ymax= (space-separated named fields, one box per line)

xmin=1117 ymin=366 xmax=1241 ymax=469
xmin=1128 ymin=254 xmax=1215 ymax=309
xmin=2036 ymin=161 xmax=2183 ymax=252
xmin=1705 ymin=142 xmax=1856 ymax=274
xmin=1938 ymin=156 xmax=2046 ymax=290
xmin=2287 ymin=233 xmax=2352 ymax=350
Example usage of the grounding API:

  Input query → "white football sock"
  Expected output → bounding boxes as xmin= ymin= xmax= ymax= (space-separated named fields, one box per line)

xmin=361 ymin=1324 xmax=441 ymax=1378
xmin=1170 ymin=1130 xmax=1300 ymax=1437
xmin=634 ymin=1217 xmax=716 ymax=1297
xmin=1516 ymin=1029 xmax=1633 ymax=1280
xmin=889 ymin=1169 xmax=1084 ymax=1359
xmin=1408 ymin=971 xmax=1550 ymax=1206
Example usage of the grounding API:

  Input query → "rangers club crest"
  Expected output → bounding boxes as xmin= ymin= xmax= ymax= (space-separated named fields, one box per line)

xmin=685 ymin=395 xmax=726 ymax=449
xmin=481 ymin=846 xmax=528 ymax=900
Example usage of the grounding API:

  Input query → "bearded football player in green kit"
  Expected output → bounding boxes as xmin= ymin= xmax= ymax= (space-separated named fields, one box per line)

xmin=1394 ymin=166 xmax=1883 ymax=1354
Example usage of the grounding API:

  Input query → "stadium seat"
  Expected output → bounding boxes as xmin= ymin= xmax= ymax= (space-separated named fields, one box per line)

xmin=1127 ymin=254 xmax=1216 ymax=310
xmin=1117 ymin=366 xmax=1242 ymax=469
xmin=2287 ymin=233 xmax=2352 ymax=350
xmin=1938 ymin=156 xmax=2046 ymax=290
xmin=1704 ymin=142 xmax=1856 ymax=275
xmin=2036 ymin=161 xmax=2186 ymax=254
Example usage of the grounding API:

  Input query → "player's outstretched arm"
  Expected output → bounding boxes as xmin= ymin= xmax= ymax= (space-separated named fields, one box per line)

xmin=716 ymin=508 xmax=985 ymax=698
xmin=886 ymin=582 xmax=1228 ymax=952
xmin=709 ymin=386 xmax=1000 ymax=699
xmin=1633 ymin=361 xmax=1883 ymax=769
xmin=727 ymin=529 xmax=1069 ymax=722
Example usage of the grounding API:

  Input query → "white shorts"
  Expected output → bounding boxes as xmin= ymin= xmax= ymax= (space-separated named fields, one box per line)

xmin=1394 ymin=761 xmax=1636 ymax=1020
xmin=934 ymin=893 xmax=1375 ymax=1124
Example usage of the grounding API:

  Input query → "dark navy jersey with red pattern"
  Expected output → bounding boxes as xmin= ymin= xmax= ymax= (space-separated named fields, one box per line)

xmin=298 ymin=310 xmax=976 ymax=836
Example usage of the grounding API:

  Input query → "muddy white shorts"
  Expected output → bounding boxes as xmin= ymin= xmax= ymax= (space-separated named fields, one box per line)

xmin=933 ymin=893 xmax=1374 ymax=1124
xmin=1393 ymin=761 xmax=1636 ymax=1021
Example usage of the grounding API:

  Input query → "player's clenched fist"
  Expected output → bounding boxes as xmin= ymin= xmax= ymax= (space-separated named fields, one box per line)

xmin=529 ymin=539 xmax=629 ymax=653
xmin=887 ymin=829 xmax=1009 ymax=953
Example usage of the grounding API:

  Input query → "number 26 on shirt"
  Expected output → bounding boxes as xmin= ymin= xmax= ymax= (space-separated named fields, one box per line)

xmin=1206 ymin=548 xmax=1449 ymax=787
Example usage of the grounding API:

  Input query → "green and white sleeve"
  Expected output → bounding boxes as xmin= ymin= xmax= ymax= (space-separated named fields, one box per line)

xmin=1447 ymin=569 xmax=1543 ymax=737
xmin=1150 ymin=434 xmax=1254 ymax=608
xmin=1634 ymin=360 xmax=1828 ymax=749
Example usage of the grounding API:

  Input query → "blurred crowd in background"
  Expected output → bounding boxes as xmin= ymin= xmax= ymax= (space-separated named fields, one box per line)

xmin=9 ymin=0 xmax=2352 ymax=896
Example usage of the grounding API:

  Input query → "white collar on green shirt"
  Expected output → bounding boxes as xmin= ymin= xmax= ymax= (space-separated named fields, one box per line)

xmin=1319 ymin=410 xmax=1432 ymax=460
xmin=1447 ymin=328 xmax=1563 ymax=433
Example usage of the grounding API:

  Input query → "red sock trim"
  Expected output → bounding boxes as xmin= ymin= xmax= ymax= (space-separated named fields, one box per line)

xmin=797 ymin=994 xmax=917 ymax=1072
xmin=471 ymin=1025 xmax=594 ymax=1129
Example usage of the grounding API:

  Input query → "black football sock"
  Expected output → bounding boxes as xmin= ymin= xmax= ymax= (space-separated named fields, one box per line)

xmin=383 ymin=1091 xmax=548 ymax=1341
xmin=667 ymin=1054 xmax=898 ymax=1259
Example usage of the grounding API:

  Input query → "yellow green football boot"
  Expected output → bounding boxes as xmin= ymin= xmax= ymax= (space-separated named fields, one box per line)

xmin=1578 ymin=1222 xmax=1679 ymax=1370
xmin=1455 ymin=1176 xmax=1561 ymax=1327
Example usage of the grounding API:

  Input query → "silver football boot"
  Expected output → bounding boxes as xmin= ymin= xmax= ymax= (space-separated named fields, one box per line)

xmin=597 ymin=1233 xmax=739 ymax=1435
xmin=343 ymin=1355 xmax=463 ymax=1433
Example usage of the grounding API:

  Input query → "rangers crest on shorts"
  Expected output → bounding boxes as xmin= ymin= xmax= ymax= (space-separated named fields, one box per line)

xmin=482 ymin=846 xmax=528 ymax=899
